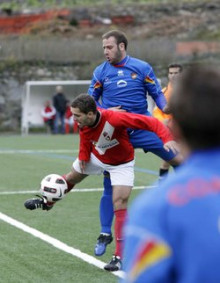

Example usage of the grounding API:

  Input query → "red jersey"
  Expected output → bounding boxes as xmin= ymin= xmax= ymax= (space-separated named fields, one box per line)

xmin=79 ymin=109 xmax=173 ymax=165
xmin=41 ymin=106 xmax=56 ymax=122
xmin=65 ymin=106 xmax=72 ymax=119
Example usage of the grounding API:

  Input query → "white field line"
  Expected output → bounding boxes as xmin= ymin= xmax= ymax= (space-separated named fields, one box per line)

xmin=0 ymin=212 xmax=125 ymax=279
xmin=0 ymin=149 xmax=143 ymax=154
xmin=0 ymin=149 xmax=78 ymax=154
xmin=0 ymin=185 xmax=155 ymax=195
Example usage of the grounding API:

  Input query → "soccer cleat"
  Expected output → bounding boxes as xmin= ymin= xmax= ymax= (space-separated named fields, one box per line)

xmin=104 ymin=255 xmax=122 ymax=272
xmin=94 ymin=233 xmax=113 ymax=256
xmin=24 ymin=195 xmax=54 ymax=211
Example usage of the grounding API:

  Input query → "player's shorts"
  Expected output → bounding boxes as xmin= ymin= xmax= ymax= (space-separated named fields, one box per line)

xmin=72 ymin=153 xmax=134 ymax=186
xmin=128 ymin=129 xmax=176 ymax=161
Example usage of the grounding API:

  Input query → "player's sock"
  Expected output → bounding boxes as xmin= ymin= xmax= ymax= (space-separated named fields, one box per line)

xmin=172 ymin=164 xmax=179 ymax=171
xmin=100 ymin=172 xmax=114 ymax=234
xmin=159 ymin=168 xmax=169 ymax=182
xmin=62 ymin=175 xmax=75 ymax=192
xmin=114 ymin=208 xmax=127 ymax=258
xmin=159 ymin=168 xmax=169 ymax=178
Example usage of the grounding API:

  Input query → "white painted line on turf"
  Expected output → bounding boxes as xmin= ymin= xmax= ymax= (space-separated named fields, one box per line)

xmin=0 ymin=149 xmax=78 ymax=154
xmin=0 ymin=185 xmax=155 ymax=195
xmin=0 ymin=149 xmax=143 ymax=154
xmin=0 ymin=212 xmax=125 ymax=279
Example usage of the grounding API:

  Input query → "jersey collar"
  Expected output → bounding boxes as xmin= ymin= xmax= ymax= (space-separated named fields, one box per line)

xmin=113 ymin=55 xmax=129 ymax=67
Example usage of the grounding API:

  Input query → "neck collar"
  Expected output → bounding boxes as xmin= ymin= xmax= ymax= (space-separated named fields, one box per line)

xmin=113 ymin=55 xmax=129 ymax=67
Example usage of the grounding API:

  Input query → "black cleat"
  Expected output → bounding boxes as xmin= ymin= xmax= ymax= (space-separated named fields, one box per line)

xmin=104 ymin=255 xmax=122 ymax=272
xmin=94 ymin=233 xmax=113 ymax=256
xmin=24 ymin=195 xmax=53 ymax=211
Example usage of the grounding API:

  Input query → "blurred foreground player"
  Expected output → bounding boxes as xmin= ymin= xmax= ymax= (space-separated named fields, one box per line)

xmin=122 ymin=66 xmax=220 ymax=283
xmin=24 ymin=94 xmax=178 ymax=272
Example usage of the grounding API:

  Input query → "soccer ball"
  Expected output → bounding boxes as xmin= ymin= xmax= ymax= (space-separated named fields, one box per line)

xmin=40 ymin=174 xmax=68 ymax=202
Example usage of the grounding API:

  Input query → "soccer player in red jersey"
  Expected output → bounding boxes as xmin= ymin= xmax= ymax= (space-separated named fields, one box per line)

xmin=25 ymin=94 xmax=178 ymax=271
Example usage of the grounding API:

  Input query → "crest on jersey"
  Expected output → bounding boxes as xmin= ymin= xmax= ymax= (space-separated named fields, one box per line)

xmin=103 ymin=131 xmax=111 ymax=141
xmin=131 ymin=72 xmax=137 ymax=79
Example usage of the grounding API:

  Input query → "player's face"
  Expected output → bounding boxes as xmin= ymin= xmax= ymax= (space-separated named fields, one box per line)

xmin=71 ymin=107 xmax=95 ymax=128
xmin=168 ymin=67 xmax=181 ymax=83
xmin=103 ymin=36 xmax=124 ymax=65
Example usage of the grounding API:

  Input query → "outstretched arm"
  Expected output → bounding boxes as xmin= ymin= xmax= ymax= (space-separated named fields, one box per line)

xmin=109 ymin=111 xmax=174 ymax=144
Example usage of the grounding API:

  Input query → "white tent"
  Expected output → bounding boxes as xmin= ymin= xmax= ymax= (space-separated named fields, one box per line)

xmin=21 ymin=80 xmax=91 ymax=135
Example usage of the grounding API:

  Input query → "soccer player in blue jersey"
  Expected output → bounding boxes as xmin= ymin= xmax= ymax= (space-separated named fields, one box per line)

xmin=88 ymin=30 xmax=183 ymax=270
xmin=122 ymin=66 xmax=220 ymax=283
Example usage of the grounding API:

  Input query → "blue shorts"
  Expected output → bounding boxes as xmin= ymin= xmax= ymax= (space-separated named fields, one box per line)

xmin=128 ymin=129 xmax=176 ymax=161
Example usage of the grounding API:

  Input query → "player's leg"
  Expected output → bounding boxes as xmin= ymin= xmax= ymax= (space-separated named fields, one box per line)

xmin=53 ymin=111 xmax=60 ymax=134
xmin=65 ymin=119 xmax=70 ymax=134
xmin=60 ymin=113 xmax=65 ymax=134
xmin=130 ymin=129 xmax=183 ymax=181
xmin=104 ymin=161 xmax=134 ymax=272
xmin=150 ymin=145 xmax=183 ymax=180
xmin=95 ymin=129 xmax=179 ymax=257
xmin=159 ymin=160 xmax=170 ymax=181
xmin=94 ymin=171 xmax=114 ymax=256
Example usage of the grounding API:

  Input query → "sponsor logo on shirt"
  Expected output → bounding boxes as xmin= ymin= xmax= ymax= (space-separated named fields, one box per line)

xmin=104 ymin=77 xmax=111 ymax=84
xmin=117 ymin=80 xmax=127 ymax=88
xmin=93 ymin=121 xmax=119 ymax=155
xmin=168 ymin=177 xmax=220 ymax=206
xmin=117 ymin=70 xmax=124 ymax=76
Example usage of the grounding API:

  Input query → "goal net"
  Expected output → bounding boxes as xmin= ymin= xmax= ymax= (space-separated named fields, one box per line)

xmin=21 ymin=80 xmax=91 ymax=135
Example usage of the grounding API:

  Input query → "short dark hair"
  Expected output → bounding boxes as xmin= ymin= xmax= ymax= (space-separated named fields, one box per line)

xmin=170 ymin=66 xmax=220 ymax=149
xmin=102 ymin=30 xmax=128 ymax=50
xmin=71 ymin=94 xmax=97 ymax=114
xmin=168 ymin=63 xmax=183 ymax=72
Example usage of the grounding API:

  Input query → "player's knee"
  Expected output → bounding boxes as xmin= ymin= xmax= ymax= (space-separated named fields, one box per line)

xmin=113 ymin=196 xmax=129 ymax=211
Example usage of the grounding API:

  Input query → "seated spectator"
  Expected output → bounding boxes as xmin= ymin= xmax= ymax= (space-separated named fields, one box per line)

xmin=41 ymin=100 xmax=56 ymax=134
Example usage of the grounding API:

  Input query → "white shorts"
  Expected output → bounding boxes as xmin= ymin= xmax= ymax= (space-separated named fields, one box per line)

xmin=72 ymin=153 xmax=134 ymax=187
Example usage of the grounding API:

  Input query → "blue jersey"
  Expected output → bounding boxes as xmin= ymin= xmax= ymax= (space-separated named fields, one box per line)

xmin=88 ymin=55 xmax=175 ymax=161
xmin=122 ymin=148 xmax=220 ymax=283
xmin=88 ymin=55 xmax=166 ymax=115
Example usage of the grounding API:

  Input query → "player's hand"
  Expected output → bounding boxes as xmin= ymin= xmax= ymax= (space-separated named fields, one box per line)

xmin=108 ymin=106 xmax=126 ymax=112
xmin=79 ymin=160 xmax=87 ymax=173
xmin=164 ymin=140 xmax=179 ymax=154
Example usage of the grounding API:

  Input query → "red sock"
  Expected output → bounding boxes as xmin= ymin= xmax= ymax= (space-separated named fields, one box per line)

xmin=114 ymin=209 xmax=127 ymax=258
xmin=62 ymin=175 xmax=75 ymax=193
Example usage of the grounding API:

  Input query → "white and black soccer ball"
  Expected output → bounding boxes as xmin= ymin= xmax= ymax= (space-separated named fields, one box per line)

xmin=40 ymin=174 xmax=67 ymax=202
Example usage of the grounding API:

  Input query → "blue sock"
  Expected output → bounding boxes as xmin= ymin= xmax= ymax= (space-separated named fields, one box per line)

xmin=99 ymin=172 xmax=114 ymax=234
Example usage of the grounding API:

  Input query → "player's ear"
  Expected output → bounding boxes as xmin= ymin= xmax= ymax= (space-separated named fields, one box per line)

xmin=87 ymin=111 xmax=94 ymax=118
xmin=119 ymin=42 xmax=125 ymax=51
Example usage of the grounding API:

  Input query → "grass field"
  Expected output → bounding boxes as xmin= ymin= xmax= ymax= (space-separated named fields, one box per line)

xmin=0 ymin=134 xmax=161 ymax=283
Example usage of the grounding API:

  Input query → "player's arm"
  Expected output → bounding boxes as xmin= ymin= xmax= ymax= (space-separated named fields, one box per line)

xmin=78 ymin=129 xmax=92 ymax=173
xmin=144 ymin=67 xmax=167 ymax=111
xmin=88 ymin=69 xmax=103 ymax=107
xmin=110 ymin=111 xmax=173 ymax=144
